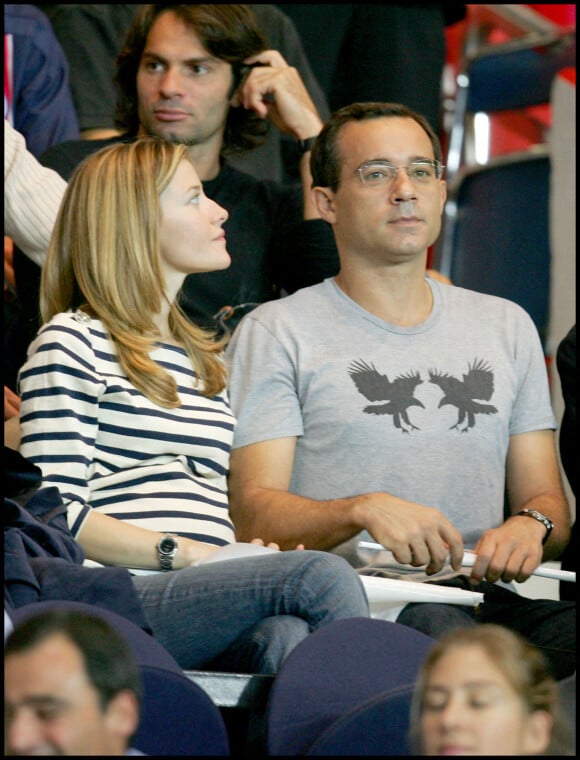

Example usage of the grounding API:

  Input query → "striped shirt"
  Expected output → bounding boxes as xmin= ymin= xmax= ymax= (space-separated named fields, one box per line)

xmin=19 ymin=311 xmax=236 ymax=548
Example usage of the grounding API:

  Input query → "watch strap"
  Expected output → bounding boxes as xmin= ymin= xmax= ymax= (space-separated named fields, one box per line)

xmin=296 ymin=136 xmax=318 ymax=157
xmin=516 ymin=509 xmax=554 ymax=544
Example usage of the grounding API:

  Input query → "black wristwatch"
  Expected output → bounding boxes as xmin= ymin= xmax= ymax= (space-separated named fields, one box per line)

xmin=516 ymin=509 xmax=554 ymax=544
xmin=157 ymin=533 xmax=179 ymax=571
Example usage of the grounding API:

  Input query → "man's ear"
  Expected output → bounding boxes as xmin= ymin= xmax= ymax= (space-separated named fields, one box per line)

xmin=229 ymin=62 xmax=253 ymax=107
xmin=439 ymin=179 xmax=447 ymax=214
xmin=105 ymin=690 xmax=140 ymax=747
xmin=312 ymin=186 xmax=337 ymax=224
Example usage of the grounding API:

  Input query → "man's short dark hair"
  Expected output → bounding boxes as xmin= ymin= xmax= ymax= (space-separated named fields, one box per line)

xmin=114 ymin=4 xmax=268 ymax=154
xmin=5 ymin=608 xmax=142 ymax=711
xmin=310 ymin=102 xmax=443 ymax=191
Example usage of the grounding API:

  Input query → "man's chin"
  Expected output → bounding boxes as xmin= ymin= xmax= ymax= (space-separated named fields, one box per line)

xmin=145 ymin=123 xmax=197 ymax=146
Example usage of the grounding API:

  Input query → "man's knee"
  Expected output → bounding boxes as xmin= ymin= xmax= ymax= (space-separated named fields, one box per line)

xmin=397 ymin=602 xmax=476 ymax=638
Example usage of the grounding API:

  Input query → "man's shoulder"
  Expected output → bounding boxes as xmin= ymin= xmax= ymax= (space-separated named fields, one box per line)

xmin=40 ymin=135 xmax=129 ymax=179
xmin=443 ymin=282 xmax=532 ymax=316
xmin=242 ymin=281 xmax=331 ymax=325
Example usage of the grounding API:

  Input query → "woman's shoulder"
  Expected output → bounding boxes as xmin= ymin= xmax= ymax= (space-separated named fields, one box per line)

xmin=40 ymin=309 xmax=100 ymax=333
xmin=35 ymin=310 xmax=109 ymax=350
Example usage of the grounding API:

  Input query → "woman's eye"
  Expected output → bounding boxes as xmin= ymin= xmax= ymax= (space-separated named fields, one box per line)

xmin=422 ymin=694 xmax=447 ymax=711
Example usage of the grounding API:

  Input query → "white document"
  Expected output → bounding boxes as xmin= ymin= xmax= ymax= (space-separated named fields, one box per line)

xmin=360 ymin=575 xmax=484 ymax=622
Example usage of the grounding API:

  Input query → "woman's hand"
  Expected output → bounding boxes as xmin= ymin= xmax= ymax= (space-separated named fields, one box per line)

xmin=250 ymin=537 xmax=305 ymax=551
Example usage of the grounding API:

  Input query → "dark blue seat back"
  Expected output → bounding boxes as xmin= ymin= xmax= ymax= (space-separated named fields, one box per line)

xmin=136 ymin=666 xmax=230 ymax=756
xmin=265 ymin=617 xmax=435 ymax=756
xmin=306 ymin=683 xmax=417 ymax=756
xmin=435 ymin=149 xmax=551 ymax=345
xmin=466 ymin=33 xmax=576 ymax=113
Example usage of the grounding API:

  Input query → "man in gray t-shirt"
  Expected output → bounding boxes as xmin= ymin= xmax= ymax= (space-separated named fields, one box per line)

xmin=226 ymin=102 xmax=575 ymax=680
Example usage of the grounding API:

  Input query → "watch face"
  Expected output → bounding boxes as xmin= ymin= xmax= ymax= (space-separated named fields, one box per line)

xmin=159 ymin=537 xmax=177 ymax=554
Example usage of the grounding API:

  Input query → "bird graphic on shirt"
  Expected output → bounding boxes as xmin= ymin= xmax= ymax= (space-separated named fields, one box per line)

xmin=348 ymin=359 xmax=424 ymax=433
xmin=428 ymin=358 xmax=498 ymax=432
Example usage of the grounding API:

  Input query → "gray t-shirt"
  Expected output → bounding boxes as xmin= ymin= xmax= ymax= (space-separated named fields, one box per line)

xmin=226 ymin=278 xmax=555 ymax=570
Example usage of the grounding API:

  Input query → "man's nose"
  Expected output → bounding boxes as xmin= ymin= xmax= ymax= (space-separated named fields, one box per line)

xmin=159 ymin=67 xmax=185 ymax=98
xmin=6 ymin=707 xmax=43 ymax=754
xmin=391 ymin=168 xmax=417 ymax=201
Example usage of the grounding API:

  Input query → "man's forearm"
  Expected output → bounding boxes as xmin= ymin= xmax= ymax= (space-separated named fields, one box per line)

xmin=230 ymin=485 xmax=363 ymax=551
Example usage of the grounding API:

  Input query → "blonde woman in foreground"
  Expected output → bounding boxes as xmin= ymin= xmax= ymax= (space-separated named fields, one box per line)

xmin=16 ymin=138 xmax=369 ymax=675
xmin=410 ymin=624 xmax=573 ymax=756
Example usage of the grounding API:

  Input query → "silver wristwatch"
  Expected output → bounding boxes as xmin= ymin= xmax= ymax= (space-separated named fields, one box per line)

xmin=516 ymin=509 xmax=554 ymax=544
xmin=157 ymin=533 xmax=179 ymax=571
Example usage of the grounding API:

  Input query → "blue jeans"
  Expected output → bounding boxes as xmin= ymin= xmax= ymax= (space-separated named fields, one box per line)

xmin=132 ymin=550 xmax=369 ymax=674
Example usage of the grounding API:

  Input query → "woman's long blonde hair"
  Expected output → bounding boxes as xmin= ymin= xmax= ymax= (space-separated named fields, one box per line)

xmin=40 ymin=138 xmax=227 ymax=406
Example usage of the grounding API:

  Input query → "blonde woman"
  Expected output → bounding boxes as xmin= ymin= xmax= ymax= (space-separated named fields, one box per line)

xmin=411 ymin=624 xmax=573 ymax=756
xmin=17 ymin=138 xmax=368 ymax=674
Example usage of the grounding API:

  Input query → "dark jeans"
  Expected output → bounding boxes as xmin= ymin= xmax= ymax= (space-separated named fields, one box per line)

xmin=397 ymin=575 xmax=576 ymax=680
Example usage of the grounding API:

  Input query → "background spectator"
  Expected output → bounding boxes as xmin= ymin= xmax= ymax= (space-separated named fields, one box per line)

xmin=37 ymin=3 xmax=329 ymax=182
xmin=4 ymin=4 xmax=79 ymax=157
xmin=5 ymin=608 xmax=143 ymax=756
xmin=410 ymin=624 xmax=573 ymax=756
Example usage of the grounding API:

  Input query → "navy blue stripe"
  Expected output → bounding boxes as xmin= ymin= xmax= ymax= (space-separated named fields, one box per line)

xmin=95 ymin=507 xmax=232 ymax=529
xmin=21 ymin=386 xmax=100 ymax=405
xmin=20 ymin=408 xmax=99 ymax=426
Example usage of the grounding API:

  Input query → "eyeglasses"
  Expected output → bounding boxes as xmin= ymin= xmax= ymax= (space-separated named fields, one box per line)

xmin=355 ymin=159 xmax=444 ymax=187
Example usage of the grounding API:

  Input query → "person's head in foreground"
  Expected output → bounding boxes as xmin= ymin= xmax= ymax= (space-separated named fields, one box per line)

xmin=410 ymin=624 xmax=569 ymax=756
xmin=4 ymin=608 xmax=142 ymax=756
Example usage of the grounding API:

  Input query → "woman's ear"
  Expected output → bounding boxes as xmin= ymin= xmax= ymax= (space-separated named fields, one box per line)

xmin=523 ymin=710 xmax=553 ymax=755
xmin=312 ymin=186 xmax=337 ymax=224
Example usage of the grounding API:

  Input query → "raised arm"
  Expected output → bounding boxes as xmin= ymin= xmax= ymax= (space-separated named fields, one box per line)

xmin=235 ymin=50 xmax=323 ymax=219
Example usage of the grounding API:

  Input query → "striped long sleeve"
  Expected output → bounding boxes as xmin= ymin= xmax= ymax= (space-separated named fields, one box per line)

xmin=19 ymin=311 xmax=236 ymax=547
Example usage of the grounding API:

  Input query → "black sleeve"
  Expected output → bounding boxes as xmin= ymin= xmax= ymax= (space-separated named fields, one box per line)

xmin=557 ymin=324 xmax=576 ymax=496
xmin=40 ymin=136 xmax=126 ymax=179
xmin=556 ymin=324 xmax=576 ymax=597
xmin=276 ymin=219 xmax=339 ymax=294
xmin=268 ymin=182 xmax=339 ymax=294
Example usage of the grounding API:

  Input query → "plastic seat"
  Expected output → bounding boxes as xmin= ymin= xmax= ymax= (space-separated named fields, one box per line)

xmin=8 ymin=600 xmax=230 ymax=756
xmin=433 ymin=146 xmax=551 ymax=345
xmin=136 ymin=665 xmax=230 ymax=756
xmin=306 ymin=683 xmax=417 ymax=756
xmin=446 ymin=27 xmax=576 ymax=179
xmin=265 ymin=617 xmax=435 ymax=756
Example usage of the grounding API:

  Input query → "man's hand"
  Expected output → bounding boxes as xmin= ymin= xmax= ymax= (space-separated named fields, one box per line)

xmin=470 ymin=519 xmax=546 ymax=584
xmin=234 ymin=50 xmax=323 ymax=140
xmin=358 ymin=493 xmax=464 ymax=575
